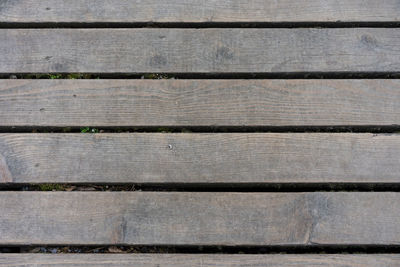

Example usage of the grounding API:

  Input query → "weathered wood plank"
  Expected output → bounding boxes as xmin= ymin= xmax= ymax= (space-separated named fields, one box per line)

xmin=1 ymin=254 xmax=400 ymax=267
xmin=2 ymin=80 xmax=400 ymax=127
xmin=1 ymin=29 xmax=400 ymax=73
xmin=1 ymin=0 xmax=400 ymax=23
xmin=1 ymin=133 xmax=400 ymax=184
xmin=0 ymin=192 xmax=399 ymax=245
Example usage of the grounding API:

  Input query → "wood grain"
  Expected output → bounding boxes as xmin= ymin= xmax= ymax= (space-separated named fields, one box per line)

xmin=1 ymin=254 xmax=400 ymax=267
xmin=1 ymin=29 xmax=400 ymax=73
xmin=1 ymin=79 xmax=400 ymax=127
xmin=0 ymin=192 xmax=399 ymax=245
xmin=1 ymin=133 xmax=400 ymax=184
xmin=1 ymin=0 xmax=400 ymax=23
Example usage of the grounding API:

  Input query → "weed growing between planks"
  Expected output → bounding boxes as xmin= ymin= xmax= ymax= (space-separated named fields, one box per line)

xmin=36 ymin=184 xmax=67 ymax=191
xmin=80 ymin=127 xmax=99 ymax=133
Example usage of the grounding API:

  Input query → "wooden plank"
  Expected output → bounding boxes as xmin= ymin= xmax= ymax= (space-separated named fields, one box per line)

xmin=1 ymin=133 xmax=400 ymax=184
xmin=1 ymin=0 xmax=400 ymax=23
xmin=0 ymin=192 xmax=399 ymax=245
xmin=1 ymin=29 xmax=400 ymax=73
xmin=1 ymin=254 xmax=400 ymax=267
xmin=1 ymin=80 xmax=400 ymax=127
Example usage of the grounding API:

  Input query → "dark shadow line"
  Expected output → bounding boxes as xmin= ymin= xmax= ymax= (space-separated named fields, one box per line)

xmin=1 ymin=244 xmax=399 ymax=254
xmin=2 ymin=183 xmax=400 ymax=192
xmin=2 ymin=72 xmax=400 ymax=79
xmin=1 ymin=21 xmax=400 ymax=29
xmin=0 ymin=125 xmax=399 ymax=134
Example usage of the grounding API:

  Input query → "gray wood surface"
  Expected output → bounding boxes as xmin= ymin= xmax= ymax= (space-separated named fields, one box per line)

xmin=0 ymin=192 xmax=399 ymax=245
xmin=2 ymin=79 xmax=400 ymax=127
xmin=1 ymin=0 xmax=400 ymax=23
xmin=1 ymin=254 xmax=400 ymax=267
xmin=1 ymin=29 xmax=400 ymax=73
xmin=1 ymin=133 xmax=400 ymax=184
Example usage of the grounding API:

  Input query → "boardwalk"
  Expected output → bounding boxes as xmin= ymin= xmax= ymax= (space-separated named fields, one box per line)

xmin=0 ymin=1 xmax=400 ymax=266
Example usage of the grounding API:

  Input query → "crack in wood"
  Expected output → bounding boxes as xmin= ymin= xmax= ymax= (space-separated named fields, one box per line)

xmin=0 ymin=154 xmax=12 ymax=183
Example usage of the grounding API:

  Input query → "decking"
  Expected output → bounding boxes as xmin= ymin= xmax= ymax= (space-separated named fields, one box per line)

xmin=1 ymin=1 xmax=400 ymax=266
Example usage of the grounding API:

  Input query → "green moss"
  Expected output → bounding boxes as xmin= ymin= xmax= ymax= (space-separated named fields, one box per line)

xmin=37 ymin=184 xmax=66 ymax=191
xmin=23 ymin=74 xmax=50 ymax=79
xmin=49 ymin=74 xmax=62 ymax=79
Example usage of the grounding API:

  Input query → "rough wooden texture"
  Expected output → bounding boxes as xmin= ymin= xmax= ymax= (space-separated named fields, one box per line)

xmin=1 ymin=29 xmax=400 ymax=73
xmin=0 ymin=192 xmax=399 ymax=245
xmin=1 ymin=133 xmax=400 ymax=184
xmin=1 ymin=80 xmax=400 ymax=127
xmin=1 ymin=254 xmax=400 ymax=267
xmin=0 ymin=0 xmax=400 ymax=23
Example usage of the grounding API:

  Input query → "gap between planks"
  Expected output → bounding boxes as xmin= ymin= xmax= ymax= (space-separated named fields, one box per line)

xmin=3 ymin=183 xmax=400 ymax=192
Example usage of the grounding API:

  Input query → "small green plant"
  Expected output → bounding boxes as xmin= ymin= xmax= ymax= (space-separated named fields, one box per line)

xmin=81 ymin=127 xmax=99 ymax=133
xmin=49 ymin=74 xmax=62 ymax=79
xmin=38 ymin=184 xmax=65 ymax=191
xmin=66 ymin=74 xmax=81 ymax=79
